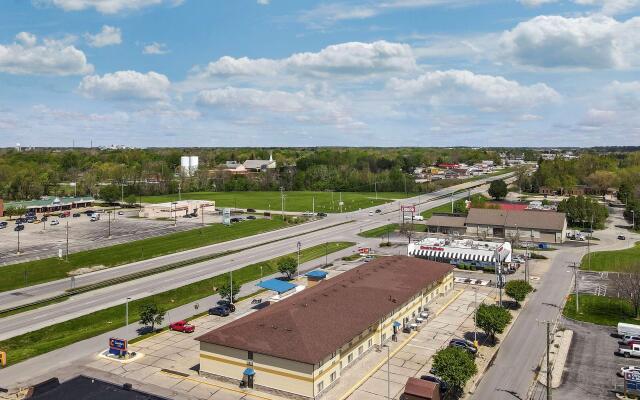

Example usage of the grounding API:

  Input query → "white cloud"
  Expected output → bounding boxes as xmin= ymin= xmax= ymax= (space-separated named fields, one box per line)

xmin=257 ymin=0 xmax=270 ymax=4
xmin=500 ymin=15 xmax=640 ymax=69
xmin=388 ymin=70 xmax=560 ymax=109
xmin=85 ymin=25 xmax=121 ymax=47
xmin=142 ymin=42 xmax=169 ymax=55
xmin=190 ymin=41 xmax=416 ymax=84
xmin=197 ymin=87 xmax=361 ymax=127
xmin=0 ymin=32 xmax=93 ymax=75
xmin=519 ymin=0 xmax=558 ymax=6
xmin=573 ymin=0 xmax=640 ymax=15
xmin=607 ymin=80 xmax=640 ymax=109
xmin=42 ymin=0 xmax=182 ymax=14
xmin=79 ymin=70 xmax=170 ymax=101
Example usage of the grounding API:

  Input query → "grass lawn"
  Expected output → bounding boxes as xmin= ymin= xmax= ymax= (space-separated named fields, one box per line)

xmin=0 ymin=241 xmax=354 ymax=367
xmin=580 ymin=242 xmax=640 ymax=272
xmin=358 ymin=224 xmax=399 ymax=238
xmin=421 ymin=201 xmax=457 ymax=219
xmin=0 ymin=219 xmax=286 ymax=293
xmin=563 ymin=294 xmax=639 ymax=326
xmin=141 ymin=191 xmax=415 ymax=213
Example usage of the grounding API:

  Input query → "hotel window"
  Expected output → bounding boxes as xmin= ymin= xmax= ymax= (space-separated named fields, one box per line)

xmin=318 ymin=381 xmax=324 ymax=392
xmin=348 ymin=354 xmax=353 ymax=363
xmin=248 ymin=351 xmax=253 ymax=360
xmin=382 ymin=333 xmax=387 ymax=342
xmin=368 ymin=339 xmax=373 ymax=348
xmin=330 ymin=372 xmax=337 ymax=382
xmin=358 ymin=346 xmax=363 ymax=356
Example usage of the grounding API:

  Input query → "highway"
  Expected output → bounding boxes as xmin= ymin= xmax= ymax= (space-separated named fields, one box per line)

xmin=0 ymin=172 xmax=513 ymax=341
xmin=471 ymin=207 xmax=640 ymax=400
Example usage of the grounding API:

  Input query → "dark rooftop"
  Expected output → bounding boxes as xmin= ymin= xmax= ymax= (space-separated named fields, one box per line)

xmin=197 ymin=256 xmax=452 ymax=364
xmin=28 ymin=376 xmax=168 ymax=400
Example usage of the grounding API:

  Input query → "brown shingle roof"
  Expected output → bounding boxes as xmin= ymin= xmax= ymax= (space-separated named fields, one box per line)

xmin=404 ymin=377 xmax=439 ymax=399
xmin=466 ymin=208 xmax=566 ymax=231
xmin=196 ymin=256 xmax=452 ymax=365
xmin=425 ymin=215 xmax=467 ymax=228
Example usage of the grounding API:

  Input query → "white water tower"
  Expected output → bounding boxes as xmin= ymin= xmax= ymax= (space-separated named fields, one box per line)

xmin=180 ymin=156 xmax=199 ymax=176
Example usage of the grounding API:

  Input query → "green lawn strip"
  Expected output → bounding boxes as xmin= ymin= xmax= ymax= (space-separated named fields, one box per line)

xmin=140 ymin=191 xmax=414 ymax=213
xmin=579 ymin=242 xmax=640 ymax=272
xmin=0 ymin=241 xmax=354 ymax=367
xmin=421 ymin=202 xmax=457 ymax=219
xmin=0 ymin=219 xmax=285 ymax=293
xmin=358 ymin=224 xmax=399 ymax=238
xmin=563 ymin=294 xmax=639 ymax=326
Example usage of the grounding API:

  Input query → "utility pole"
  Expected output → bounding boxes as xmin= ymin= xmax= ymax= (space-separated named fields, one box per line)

xmin=312 ymin=196 xmax=315 ymax=215
xmin=178 ymin=182 xmax=182 ymax=201
xmin=474 ymin=287 xmax=478 ymax=347
xmin=572 ymin=262 xmax=579 ymax=313
xmin=297 ymin=241 xmax=302 ymax=280
xmin=339 ymin=192 xmax=343 ymax=213
xmin=66 ymin=220 xmax=69 ymax=261
xmin=125 ymin=297 xmax=131 ymax=337
xmin=451 ymin=193 xmax=454 ymax=213
xmin=587 ymin=215 xmax=592 ymax=270
xmin=280 ymin=187 xmax=285 ymax=221
xmin=121 ymin=182 xmax=124 ymax=203
xmin=230 ymin=270 xmax=233 ymax=304
xmin=16 ymin=229 xmax=20 ymax=255
xmin=108 ymin=211 xmax=111 ymax=238
xmin=325 ymin=242 xmax=328 ymax=266
xmin=375 ymin=182 xmax=378 ymax=200
xmin=546 ymin=321 xmax=552 ymax=400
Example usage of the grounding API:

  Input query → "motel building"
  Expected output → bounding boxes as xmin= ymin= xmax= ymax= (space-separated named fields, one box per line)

xmin=196 ymin=256 xmax=454 ymax=399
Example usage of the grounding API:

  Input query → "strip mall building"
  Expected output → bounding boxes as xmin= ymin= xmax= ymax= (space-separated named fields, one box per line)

xmin=196 ymin=256 xmax=454 ymax=399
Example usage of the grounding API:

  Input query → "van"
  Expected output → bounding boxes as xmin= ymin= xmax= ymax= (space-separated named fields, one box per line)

xmin=618 ymin=323 xmax=640 ymax=337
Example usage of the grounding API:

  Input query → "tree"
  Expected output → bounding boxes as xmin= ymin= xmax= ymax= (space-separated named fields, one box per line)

xmin=277 ymin=257 xmax=297 ymax=280
xmin=218 ymin=280 xmax=241 ymax=303
xmin=475 ymin=304 xmax=512 ymax=343
xmin=611 ymin=264 xmax=640 ymax=318
xmin=4 ymin=205 xmax=26 ymax=220
xmin=138 ymin=303 xmax=165 ymax=331
xmin=488 ymin=179 xmax=508 ymax=200
xmin=585 ymin=170 xmax=618 ymax=196
xmin=504 ymin=280 xmax=533 ymax=304
xmin=431 ymin=346 xmax=477 ymax=396
xmin=100 ymin=185 xmax=120 ymax=203
xmin=124 ymin=194 xmax=138 ymax=208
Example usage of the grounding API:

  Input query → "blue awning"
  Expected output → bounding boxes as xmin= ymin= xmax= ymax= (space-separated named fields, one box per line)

xmin=305 ymin=270 xmax=328 ymax=279
xmin=393 ymin=321 xmax=401 ymax=328
xmin=257 ymin=279 xmax=296 ymax=294
xmin=243 ymin=368 xmax=255 ymax=376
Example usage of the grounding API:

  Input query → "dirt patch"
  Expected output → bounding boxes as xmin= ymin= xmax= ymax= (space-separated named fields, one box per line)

xmin=68 ymin=265 xmax=108 ymax=276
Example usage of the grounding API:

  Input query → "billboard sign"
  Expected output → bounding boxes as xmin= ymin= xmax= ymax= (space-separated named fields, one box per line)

xmin=401 ymin=205 xmax=416 ymax=213
xmin=420 ymin=246 xmax=444 ymax=252
xmin=222 ymin=208 xmax=231 ymax=226
xmin=358 ymin=247 xmax=371 ymax=255
xmin=109 ymin=337 xmax=128 ymax=356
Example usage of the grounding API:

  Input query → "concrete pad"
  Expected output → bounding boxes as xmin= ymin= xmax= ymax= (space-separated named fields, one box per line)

xmin=358 ymin=376 xmax=404 ymax=397
xmin=372 ymin=369 xmax=411 ymax=385
xmin=171 ymin=378 xmax=200 ymax=392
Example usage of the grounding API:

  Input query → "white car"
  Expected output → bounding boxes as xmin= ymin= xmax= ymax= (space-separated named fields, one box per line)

xmin=50 ymin=220 xmax=60 ymax=226
xmin=368 ymin=211 xmax=373 ymax=216
xmin=619 ymin=365 xmax=640 ymax=377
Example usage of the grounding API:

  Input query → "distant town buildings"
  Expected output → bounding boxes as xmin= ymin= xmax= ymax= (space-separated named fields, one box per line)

xmin=243 ymin=152 xmax=277 ymax=172
xmin=414 ymin=160 xmax=501 ymax=183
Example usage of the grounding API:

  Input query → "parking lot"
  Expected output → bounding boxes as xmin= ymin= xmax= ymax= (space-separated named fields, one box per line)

xmin=0 ymin=208 xmax=222 ymax=266
xmin=550 ymin=318 xmax=640 ymax=400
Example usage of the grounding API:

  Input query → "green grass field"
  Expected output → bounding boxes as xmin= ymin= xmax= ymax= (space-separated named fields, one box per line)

xmin=0 ymin=241 xmax=354 ymax=367
xmin=358 ymin=224 xmax=399 ymax=238
xmin=563 ymin=294 xmax=638 ymax=326
xmin=141 ymin=191 xmax=415 ymax=213
xmin=421 ymin=201 xmax=458 ymax=219
xmin=0 ymin=219 xmax=286 ymax=293
xmin=580 ymin=242 xmax=640 ymax=272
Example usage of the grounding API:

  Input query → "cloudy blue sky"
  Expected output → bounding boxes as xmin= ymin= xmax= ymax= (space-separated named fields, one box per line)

xmin=0 ymin=0 xmax=639 ymax=148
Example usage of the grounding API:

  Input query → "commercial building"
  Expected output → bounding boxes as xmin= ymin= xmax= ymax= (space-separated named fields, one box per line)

xmin=424 ymin=208 xmax=567 ymax=243
xmin=243 ymin=152 xmax=277 ymax=172
xmin=408 ymin=237 xmax=511 ymax=266
xmin=196 ymin=256 xmax=454 ymax=399
xmin=3 ymin=196 xmax=94 ymax=216
xmin=139 ymin=200 xmax=214 ymax=219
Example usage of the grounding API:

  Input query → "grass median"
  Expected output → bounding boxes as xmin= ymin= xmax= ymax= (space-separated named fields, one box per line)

xmin=563 ymin=294 xmax=639 ymax=326
xmin=358 ymin=224 xmax=399 ymax=238
xmin=0 ymin=219 xmax=286 ymax=293
xmin=0 ymin=241 xmax=355 ymax=367
xmin=580 ymin=242 xmax=640 ymax=272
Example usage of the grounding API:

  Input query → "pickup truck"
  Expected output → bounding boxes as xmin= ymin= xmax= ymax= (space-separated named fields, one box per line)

xmin=169 ymin=320 xmax=195 ymax=333
xmin=619 ymin=343 xmax=640 ymax=358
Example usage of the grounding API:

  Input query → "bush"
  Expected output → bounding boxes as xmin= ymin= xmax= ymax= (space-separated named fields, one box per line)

xmin=504 ymin=280 xmax=533 ymax=304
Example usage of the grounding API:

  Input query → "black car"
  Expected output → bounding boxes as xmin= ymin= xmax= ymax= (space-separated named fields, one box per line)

xmin=375 ymin=209 xmax=382 ymax=213
xmin=0 ymin=222 xmax=7 ymax=229
xmin=246 ymin=208 xmax=256 ymax=213
xmin=449 ymin=338 xmax=478 ymax=355
xmin=83 ymin=210 xmax=94 ymax=215
xmin=14 ymin=224 xmax=25 ymax=232
xmin=15 ymin=218 xmax=25 ymax=224
xmin=217 ymin=300 xmax=236 ymax=312
xmin=246 ymin=215 xmax=256 ymax=220
xmin=73 ymin=213 xmax=81 ymax=218
xmin=208 ymin=306 xmax=230 ymax=317
xmin=230 ymin=217 xmax=241 ymax=223
xmin=183 ymin=214 xmax=192 ymax=218
xmin=618 ymin=234 xmax=626 ymax=240
xmin=27 ymin=218 xmax=35 ymax=223
xmin=317 ymin=212 xmax=327 ymax=217
xmin=420 ymin=375 xmax=448 ymax=394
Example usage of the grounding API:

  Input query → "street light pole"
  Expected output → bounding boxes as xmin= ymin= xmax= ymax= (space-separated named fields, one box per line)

xmin=107 ymin=211 xmax=111 ymax=238
xmin=325 ymin=242 xmax=328 ymax=266
xmin=66 ymin=220 xmax=69 ymax=261
xmin=260 ymin=265 xmax=263 ymax=282
xmin=385 ymin=344 xmax=390 ymax=400
xmin=297 ymin=241 xmax=302 ymax=280
xmin=125 ymin=297 xmax=131 ymax=337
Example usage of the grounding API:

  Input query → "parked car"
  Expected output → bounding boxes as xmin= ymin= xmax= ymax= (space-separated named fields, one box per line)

xmin=375 ymin=209 xmax=382 ymax=213
xmin=83 ymin=210 xmax=94 ymax=215
xmin=368 ymin=211 xmax=373 ymax=216
xmin=0 ymin=222 xmax=7 ymax=229
xmin=246 ymin=215 xmax=256 ymax=220
xmin=15 ymin=218 xmax=25 ymax=224
xmin=230 ymin=217 xmax=241 ymax=223
xmin=622 ymin=335 xmax=640 ymax=345
xmin=449 ymin=338 xmax=478 ymax=355
xmin=317 ymin=212 xmax=327 ymax=217
xmin=420 ymin=375 xmax=448 ymax=394
xmin=619 ymin=343 xmax=640 ymax=358
xmin=620 ymin=323 xmax=640 ymax=337
xmin=183 ymin=214 xmax=192 ymax=218
xmin=619 ymin=366 xmax=640 ymax=377
xmin=169 ymin=320 xmax=195 ymax=333
xmin=217 ymin=300 xmax=236 ymax=312
xmin=72 ymin=213 xmax=81 ymax=218
xmin=50 ymin=219 xmax=60 ymax=226
xmin=118 ymin=211 xmax=124 ymax=215
xmin=26 ymin=217 xmax=35 ymax=223
xmin=208 ymin=306 xmax=230 ymax=317
xmin=14 ymin=225 xmax=25 ymax=232
xmin=581 ymin=228 xmax=594 ymax=234
xmin=618 ymin=234 xmax=627 ymax=240
xmin=246 ymin=208 xmax=256 ymax=213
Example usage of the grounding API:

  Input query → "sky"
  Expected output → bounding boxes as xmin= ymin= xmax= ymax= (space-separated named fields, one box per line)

xmin=0 ymin=0 xmax=639 ymax=148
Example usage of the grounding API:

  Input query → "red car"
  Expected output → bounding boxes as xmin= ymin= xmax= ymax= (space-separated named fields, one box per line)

xmin=169 ymin=320 xmax=195 ymax=333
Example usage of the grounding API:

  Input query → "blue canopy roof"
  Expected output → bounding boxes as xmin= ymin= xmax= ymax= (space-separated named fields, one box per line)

xmin=243 ymin=368 xmax=255 ymax=376
xmin=257 ymin=279 xmax=296 ymax=294
xmin=393 ymin=321 xmax=402 ymax=328
xmin=305 ymin=270 xmax=328 ymax=279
